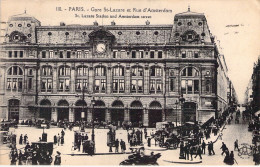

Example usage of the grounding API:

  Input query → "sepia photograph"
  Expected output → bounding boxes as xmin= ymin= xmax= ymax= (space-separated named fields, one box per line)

xmin=0 ymin=0 xmax=260 ymax=165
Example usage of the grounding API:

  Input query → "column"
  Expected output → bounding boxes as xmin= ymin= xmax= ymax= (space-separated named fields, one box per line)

xmin=143 ymin=108 xmax=149 ymax=127
xmin=125 ymin=65 xmax=130 ymax=94
xmin=87 ymin=108 xmax=93 ymax=122
xmin=69 ymin=108 xmax=74 ymax=122
xmin=71 ymin=64 xmax=75 ymax=93
xmin=105 ymin=108 xmax=111 ymax=122
xmin=144 ymin=65 xmax=149 ymax=95
xmin=51 ymin=108 xmax=58 ymax=122
xmin=23 ymin=67 xmax=28 ymax=93
xmin=88 ymin=66 xmax=94 ymax=94
xmin=165 ymin=67 xmax=169 ymax=95
xmin=53 ymin=64 xmax=58 ymax=93
xmin=124 ymin=108 xmax=130 ymax=121
xmin=107 ymin=66 xmax=112 ymax=94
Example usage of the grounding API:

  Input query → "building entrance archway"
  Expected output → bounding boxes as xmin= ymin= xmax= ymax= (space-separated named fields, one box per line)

xmin=57 ymin=100 xmax=69 ymax=121
xmin=93 ymin=100 xmax=105 ymax=122
xmin=183 ymin=102 xmax=196 ymax=123
xmin=8 ymin=99 xmax=19 ymax=121
xmin=75 ymin=100 xmax=87 ymax=122
xmin=149 ymin=101 xmax=163 ymax=127
xmin=111 ymin=100 xmax=124 ymax=126
xmin=40 ymin=99 xmax=52 ymax=121
xmin=130 ymin=101 xmax=143 ymax=127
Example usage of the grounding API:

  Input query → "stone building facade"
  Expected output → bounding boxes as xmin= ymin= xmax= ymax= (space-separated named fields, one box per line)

xmin=0 ymin=9 xmax=231 ymax=127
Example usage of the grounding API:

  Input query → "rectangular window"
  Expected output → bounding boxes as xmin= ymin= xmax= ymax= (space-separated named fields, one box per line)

xmin=194 ymin=80 xmax=199 ymax=93
xmin=28 ymin=78 xmax=33 ymax=90
xmin=182 ymin=51 xmax=186 ymax=58
xmin=8 ymin=51 xmax=12 ymax=58
xmin=158 ymin=51 xmax=162 ymax=58
xmin=41 ymin=79 xmax=46 ymax=92
xmin=137 ymin=80 xmax=143 ymax=93
xmin=29 ymin=69 xmax=33 ymax=76
xmin=47 ymin=79 xmax=52 ymax=92
xmin=14 ymin=51 xmax=18 ymax=58
xmin=150 ymin=51 xmax=155 ymax=58
xmin=119 ymin=80 xmax=124 ymax=93
xmin=170 ymin=78 xmax=174 ymax=92
xmin=49 ymin=51 xmax=54 ymax=58
xmin=67 ymin=51 xmax=71 ymax=58
xmin=132 ymin=51 xmax=136 ymax=58
xmin=83 ymin=79 xmax=88 ymax=89
xmin=20 ymin=51 xmax=23 ymax=58
xmin=77 ymin=68 xmax=83 ymax=76
xmin=83 ymin=67 xmax=88 ymax=76
xmin=65 ymin=79 xmax=70 ymax=91
xmin=194 ymin=52 xmax=199 ymax=58
xmin=187 ymin=80 xmax=193 ymax=94
xmin=188 ymin=67 xmax=193 ymax=76
xmin=113 ymin=51 xmax=117 ymax=58
xmin=101 ymin=79 xmax=106 ymax=93
xmin=131 ymin=80 xmax=137 ymax=93
xmin=84 ymin=50 xmax=89 ymax=58
xmin=58 ymin=80 xmax=64 ymax=92
xmin=12 ymin=78 xmax=17 ymax=90
xmin=151 ymin=68 xmax=155 ymax=76
xmin=42 ymin=51 xmax=46 ymax=58
xmin=77 ymin=51 xmax=82 ymax=58
xmin=187 ymin=51 xmax=192 ymax=58
xmin=76 ymin=79 xmax=82 ymax=91
xmin=156 ymin=68 xmax=162 ymax=76
xmin=156 ymin=80 xmax=162 ymax=93
xmin=95 ymin=79 xmax=100 ymax=92
xmin=150 ymin=79 xmax=155 ymax=93
xmin=59 ymin=51 xmax=63 ymax=58
xmin=139 ymin=51 xmax=144 ymax=58
xmin=181 ymin=80 xmax=186 ymax=94
xmin=7 ymin=78 xmax=11 ymax=90
xmin=121 ymin=51 xmax=126 ymax=58
xmin=113 ymin=79 xmax=118 ymax=93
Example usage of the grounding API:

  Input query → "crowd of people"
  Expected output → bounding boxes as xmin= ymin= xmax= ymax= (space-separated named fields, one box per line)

xmin=127 ymin=129 xmax=143 ymax=146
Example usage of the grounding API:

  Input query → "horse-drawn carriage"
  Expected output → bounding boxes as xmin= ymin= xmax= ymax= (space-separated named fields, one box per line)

xmin=120 ymin=146 xmax=161 ymax=165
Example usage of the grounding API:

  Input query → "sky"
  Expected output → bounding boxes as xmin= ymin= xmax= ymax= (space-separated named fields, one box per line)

xmin=1 ymin=0 xmax=260 ymax=103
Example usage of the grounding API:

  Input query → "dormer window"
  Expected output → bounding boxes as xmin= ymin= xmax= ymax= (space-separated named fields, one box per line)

xmin=14 ymin=34 xmax=19 ymax=40
xmin=187 ymin=34 xmax=193 ymax=40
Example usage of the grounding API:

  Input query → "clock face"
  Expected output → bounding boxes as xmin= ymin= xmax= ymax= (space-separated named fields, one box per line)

xmin=96 ymin=43 xmax=106 ymax=53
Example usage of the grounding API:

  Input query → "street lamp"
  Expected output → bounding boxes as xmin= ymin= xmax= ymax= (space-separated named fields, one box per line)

xmin=175 ymin=100 xmax=179 ymax=127
xmin=179 ymin=95 xmax=185 ymax=125
xmin=91 ymin=97 xmax=96 ymax=143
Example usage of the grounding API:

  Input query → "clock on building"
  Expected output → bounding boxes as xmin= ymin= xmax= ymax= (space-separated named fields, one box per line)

xmin=96 ymin=43 xmax=106 ymax=53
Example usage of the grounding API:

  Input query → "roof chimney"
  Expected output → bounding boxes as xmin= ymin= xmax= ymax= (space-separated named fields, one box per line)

xmin=111 ymin=21 xmax=116 ymax=26
xmin=93 ymin=21 xmax=98 ymax=26
xmin=60 ymin=22 xmax=66 ymax=26
xmin=145 ymin=20 xmax=150 ymax=25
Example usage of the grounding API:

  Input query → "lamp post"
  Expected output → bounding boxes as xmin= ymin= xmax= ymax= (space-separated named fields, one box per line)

xmin=179 ymin=95 xmax=185 ymax=126
xmin=80 ymin=86 xmax=86 ymax=132
xmin=91 ymin=97 xmax=95 ymax=143
xmin=175 ymin=100 xmax=178 ymax=127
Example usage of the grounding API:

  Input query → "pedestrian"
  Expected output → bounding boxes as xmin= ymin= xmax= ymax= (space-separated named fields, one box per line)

xmin=190 ymin=146 xmax=195 ymax=161
xmin=77 ymin=138 xmax=81 ymax=151
xmin=31 ymin=151 xmax=38 ymax=165
xmin=220 ymin=142 xmax=228 ymax=155
xmin=24 ymin=134 xmax=28 ymax=144
xmin=19 ymin=134 xmax=23 ymax=145
xmin=202 ymin=140 xmax=206 ymax=154
xmin=127 ymin=132 xmax=130 ymax=143
xmin=184 ymin=144 xmax=190 ymax=160
xmin=25 ymin=143 xmax=30 ymax=151
xmin=208 ymin=142 xmax=212 ymax=155
xmin=57 ymin=134 xmax=61 ymax=146
xmin=54 ymin=135 xmax=57 ymax=144
xmin=18 ymin=150 xmax=23 ymax=165
xmin=144 ymin=127 xmax=148 ymax=139
xmin=61 ymin=136 xmax=64 ymax=145
xmin=45 ymin=151 xmax=53 ymax=165
xmin=195 ymin=146 xmax=202 ymax=159
xmin=234 ymin=139 xmax=239 ymax=151
xmin=61 ymin=129 xmax=65 ymax=137
xmin=115 ymin=139 xmax=119 ymax=153
xmin=120 ymin=139 xmax=126 ymax=153
xmin=54 ymin=151 xmax=61 ymax=165
xmin=147 ymin=137 xmax=151 ymax=147
xmin=210 ymin=141 xmax=215 ymax=155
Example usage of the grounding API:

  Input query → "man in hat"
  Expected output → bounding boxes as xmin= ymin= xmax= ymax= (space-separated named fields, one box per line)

xmin=54 ymin=151 xmax=61 ymax=165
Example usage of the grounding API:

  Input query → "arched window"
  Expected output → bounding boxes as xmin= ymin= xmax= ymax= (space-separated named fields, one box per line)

xmin=113 ymin=66 xmax=125 ymax=93
xmin=6 ymin=66 xmax=23 ymax=92
xmin=58 ymin=65 xmax=71 ymax=92
xmin=77 ymin=66 xmax=88 ymax=76
xmin=150 ymin=66 xmax=163 ymax=94
xmin=41 ymin=66 xmax=53 ymax=92
xmin=76 ymin=66 xmax=88 ymax=92
xmin=131 ymin=66 xmax=143 ymax=93
xmin=59 ymin=66 xmax=70 ymax=76
xmin=94 ymin=66 xmax=106 ymax=93
xmin=181 ymin=67 xmax=200 ymax=94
